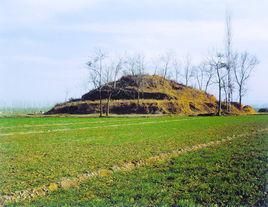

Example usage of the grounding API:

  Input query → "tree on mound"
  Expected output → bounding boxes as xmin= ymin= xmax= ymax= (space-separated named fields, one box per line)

xmin=47 ymin=10 xmax=260 ymax=117
xmin=124 ymin=54 xmax=146 ymax=104
xmin=103 ymin=58 xmax=124 ymax=117
xmin=233 ymin=52 xmax=258 ymax=108
xmin=86 ymin=49 xmax=107 ymax=117
xmin=46 ymin=73 xmax=255 ymax=116
xmin=86 ymin=51 xmax=151 ymax=117
xmin=207 ymin=53 xmax=226 ymax=116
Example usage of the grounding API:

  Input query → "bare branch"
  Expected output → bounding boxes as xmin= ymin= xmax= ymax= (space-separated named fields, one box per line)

xmin=233 ymin=52 xmax=259 ymax=107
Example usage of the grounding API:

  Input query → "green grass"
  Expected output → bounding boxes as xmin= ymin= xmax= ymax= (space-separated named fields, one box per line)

xmin=0 ymin=115 xmax=267 ymax=206
xmin=18 ymin=125 xmax=267 ymax=207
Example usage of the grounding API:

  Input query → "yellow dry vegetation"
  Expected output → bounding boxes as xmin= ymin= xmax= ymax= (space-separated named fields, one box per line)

xmin=47 ymin=183 xmax=58 ymax=192
xmin=50 ymin=75 xmax=255 ymax=115
xmin=98 ymin=169 xmax=112 ymax=177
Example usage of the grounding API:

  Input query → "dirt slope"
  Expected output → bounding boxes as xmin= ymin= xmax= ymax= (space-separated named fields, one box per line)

xmin=46 ymin=75 xmax=255 ymax=115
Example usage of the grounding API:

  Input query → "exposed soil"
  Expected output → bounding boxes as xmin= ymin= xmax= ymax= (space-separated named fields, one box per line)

xmin=46 ymin=75 xmax=256 ymax=115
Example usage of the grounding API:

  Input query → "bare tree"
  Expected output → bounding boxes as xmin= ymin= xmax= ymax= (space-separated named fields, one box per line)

xmin=158 ymin=51 xmax=173 ymax=79
xmin=172 ymin=57 xmax=180 ymax=83
xmin=203 ymin=64 xmax=214 ymax=93
xmin=125 ymin=54 xmax=145 ymax=76
xmin=181 ymin=55 xmax=194 ymax=86
xmin=208 ymin=53 xmax=226 ymax=116
xmin=193 ymin=63 xmax=206 ymax=91
xmin=87 ymin=49 xmax=107 ymax=117
xmin=125 ymin=54 xmax=146 ymax=104
xmin=193 ymin=62 xmax=214 ymax=92
xmin=221 ymin=77 xmax=228 ymax=106
xmin=233 ymin=52 xmax=258 ymax=108
xmin=224 ymin=11 xmax=235 ymax=112
xmin=104 ymin=57 xmax=124 ymax=116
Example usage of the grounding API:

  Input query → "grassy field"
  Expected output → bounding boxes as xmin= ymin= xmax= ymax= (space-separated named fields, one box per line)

xmin=0 ymin=115 xmax=267 ymax=206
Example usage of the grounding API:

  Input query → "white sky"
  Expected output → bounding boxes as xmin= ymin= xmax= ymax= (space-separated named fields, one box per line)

xmin=1 ymin=0 xmax=268 ymax=107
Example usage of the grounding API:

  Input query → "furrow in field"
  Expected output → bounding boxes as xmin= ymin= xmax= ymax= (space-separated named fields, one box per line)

xmin=0 ymin=118 xmax=194 ymax=137
xmin=0 ymin=121 xmax=106 ymax=129
xmin=0 ymin=119 xmax=137 ymax=129
xmin=1 ymin=128 xmax=267 ymax=206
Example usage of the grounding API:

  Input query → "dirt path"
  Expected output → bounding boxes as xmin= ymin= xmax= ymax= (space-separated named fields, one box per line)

xmin=1 ymin=128 xmax=267 ymax=206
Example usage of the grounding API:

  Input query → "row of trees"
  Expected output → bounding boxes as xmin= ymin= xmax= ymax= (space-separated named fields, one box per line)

xmin=87 ymin=13 xmax=258 ymax=117
xmin=87 ymin=49 xmax=258 ymax=116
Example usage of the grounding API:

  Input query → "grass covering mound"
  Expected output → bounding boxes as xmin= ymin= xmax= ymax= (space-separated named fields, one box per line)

xmin=46 ymin=75 xmax=255 ymax=115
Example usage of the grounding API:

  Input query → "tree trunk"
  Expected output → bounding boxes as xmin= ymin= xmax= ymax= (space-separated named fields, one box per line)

xmin=205 ymin=82 xmax=209 ymax=93
xmin=239 ymin=87 xmax=242 ymax=109
xmin=99 ymin=89 xmax=103 ymax=117
xmin=106 ymin=100 xmax=109 ymax=117
xmin=106 ymin=92 xmax=112 ymax=117
xmin=137 ymin=90 xmax=140 ymax=105
xmin=218 ymin=84 xmax=222 ymax=116
xmin=227 ymin=71 xmax=230 ymax=112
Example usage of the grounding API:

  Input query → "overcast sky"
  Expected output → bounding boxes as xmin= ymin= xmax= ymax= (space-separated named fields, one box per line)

xmin=1 ymin=0 xmax=268 ymax=107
